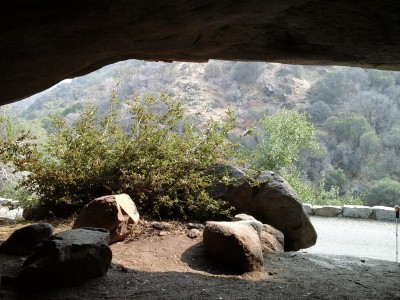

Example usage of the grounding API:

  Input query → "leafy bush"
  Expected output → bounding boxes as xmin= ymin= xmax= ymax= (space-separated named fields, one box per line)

xmin=1 ymin=93 xmax=240 ymax=220
xmin=322 ymin=168 xmax=348 ymax=195
xmin=365 ymin=178 xmax=400 ymax=207
xmin=284 ymin=172 xmax=362 ymax=206
xmin=253 ymin=109 xmax=319 ymax=172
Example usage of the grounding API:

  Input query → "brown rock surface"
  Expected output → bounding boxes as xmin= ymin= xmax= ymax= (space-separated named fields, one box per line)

xmin=73 ymin=194 xmax=139 ymax=244
xmin=203 ymin=220 xmax=264 ymax=273
xmin=2 ymin=1 xmax=400 ymax=104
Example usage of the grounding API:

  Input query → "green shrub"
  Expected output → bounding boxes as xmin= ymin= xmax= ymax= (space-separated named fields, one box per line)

xmin=1 ymin=93 xmax=240 ymax=220
xmin=253 ymin=109 xmax=319 ymax=172
xmin=283 ymin=172 xmax=363 ymax=206
xmin=365 ymin=178 xmax=400 ymax=207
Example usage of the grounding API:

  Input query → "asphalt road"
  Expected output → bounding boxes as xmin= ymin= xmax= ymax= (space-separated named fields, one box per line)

xmin=305 ymin=216 xmax=399 ymax=262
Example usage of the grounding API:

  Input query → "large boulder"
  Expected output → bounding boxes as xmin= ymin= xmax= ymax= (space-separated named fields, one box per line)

xmin=0 ymin=223 xmax=54 ymax=255
xmin=209 ymin=165 xmax=317 ymax=251
xmin=14 ymin=228 xmax=112 ymax=291
xmin=203 ymin=220 xmax=264 ymax=273
xmin=73 ymin=194 xmax=139 ymax=244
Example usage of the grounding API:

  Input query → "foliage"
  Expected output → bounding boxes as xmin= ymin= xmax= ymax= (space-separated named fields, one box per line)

xmin=307 ymin=101 xmax=332 ymax=123
xmin=0 ymin=93 xmax=240 ymax=220
xmin=0 ymin=179 xmax=39 ymax=208
xmin=283 ymin=172 xmax=317 ymax=204
xmin=231 ymin=62 xmax=264 ymax=84
xmin=204 ymin=61 xmax=223 ymax=81
xmin=322 ymin=168 xmax=348 ymax=195
xmin=364 ymin=178 xmax=400 ymax=207
xmin=253 ymin=109 xmax=319 ymax=172
xmin=308 ymin=70 xmax=350 ymax=105
xmin=283 ymin=172 xmax=363 ymax=206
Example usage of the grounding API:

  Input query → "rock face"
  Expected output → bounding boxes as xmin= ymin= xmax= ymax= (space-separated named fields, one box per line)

xmin=209 ymin=165 xmax=317 ymax=251
xmin=2 ymin=1 xmax=400 ymax=104
xmin=73 ymin=194 xmax=139 ymax=244
xmin=15 ymin=228 xmax=112 ymax=291
xmin=0 ymin=223 xmax=54 ymax=255
xmin=260 ymin=224 xmax=284 ymax=253
xmin=203 ymin=221 xmax=264 ymax=273
xmin=233 ymin=213 xmax=284 ymax=253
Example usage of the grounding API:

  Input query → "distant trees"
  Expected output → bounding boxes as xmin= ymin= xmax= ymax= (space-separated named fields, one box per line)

xmin=231 ymin=62 xmax=264 ymax=84
xmin=204 ymin=61 xmax=223 ymax=81
xmin=349 ymin=91 xmax=396 ymax=134
xmin=365 ymin=178 xmax=400 ymax=207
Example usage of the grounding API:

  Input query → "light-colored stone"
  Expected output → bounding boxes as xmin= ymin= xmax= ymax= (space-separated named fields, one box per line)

xmin=233 ymin=214 xmax=257 ymax=221
xmin=261 ymin=224 xmax=284 ymax=253
xmin=302 ymin=204 xmax=313 ymax=215
xmin=234 ymin=214 xmax=284 ymax=253
xmin=203 ymin=220 xmax=264 ymax=273
xmin=115 ymin=194 xmax=139 ymax=223
xmin=343 ymin=205 xmax=372 ymax=219
xmin=313 ymin=206 xmax=342 ymax=218
xmin=372 ymin=206 xmax=395 ymax=221
xmin=187 ymin=229 xmax=201 ymax=239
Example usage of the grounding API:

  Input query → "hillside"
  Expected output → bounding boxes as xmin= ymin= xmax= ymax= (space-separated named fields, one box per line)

xmin=3 ymin=60 xmax=400 ymax=206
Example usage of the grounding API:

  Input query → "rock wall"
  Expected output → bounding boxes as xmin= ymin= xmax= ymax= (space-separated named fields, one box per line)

xmin=304 ymin=204 xmax=396 ymax=221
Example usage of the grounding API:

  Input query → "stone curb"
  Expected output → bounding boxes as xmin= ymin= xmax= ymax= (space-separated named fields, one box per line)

xmin=303 ymin=204 xmax=396 ymax=221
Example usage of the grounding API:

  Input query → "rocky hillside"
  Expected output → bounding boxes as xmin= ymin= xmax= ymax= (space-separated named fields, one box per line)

xmin=5 ymin=60 xmax=400 ymax=206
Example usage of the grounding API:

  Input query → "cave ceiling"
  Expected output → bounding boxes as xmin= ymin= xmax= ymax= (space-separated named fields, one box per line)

xmin=1 ymin=0 xmax=400 ymax=104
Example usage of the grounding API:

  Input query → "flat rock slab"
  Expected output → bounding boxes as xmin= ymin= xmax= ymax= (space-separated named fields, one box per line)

xmin=14 ymin=228 xmax=112 ymax=291
xmin=313 ymin=206 xmax=342 ymax=218
xmin=371 ymin=206 xmax=395 ymax=221
xmin=343 ymin=205 xmax=372 ymax=219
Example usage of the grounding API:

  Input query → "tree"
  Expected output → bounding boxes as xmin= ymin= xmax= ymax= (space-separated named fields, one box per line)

xmin=307 ymin=101 xmax=332 ymax=123
xmin=253 ymin=109 xmax=319 ymax=171
xmin=350 ymin=91 xmax=396 ymax=134
xmin=308 ymin=69 xmax=350 ymax=105
xmin=231 ymin=62 xmax=264 ymax=84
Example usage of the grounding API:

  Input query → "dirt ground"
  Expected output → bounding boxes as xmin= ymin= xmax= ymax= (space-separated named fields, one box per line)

xmin=0 ymin=218 xmax=399 ymax=300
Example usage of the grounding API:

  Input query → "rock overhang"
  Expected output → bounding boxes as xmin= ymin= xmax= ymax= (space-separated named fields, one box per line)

xmin=1 ymin=0 xmax=400 ymax=104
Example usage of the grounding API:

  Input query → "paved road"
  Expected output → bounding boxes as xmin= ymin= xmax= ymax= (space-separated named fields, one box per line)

xmin=305 ymin=216 xmax=398 ymax=262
